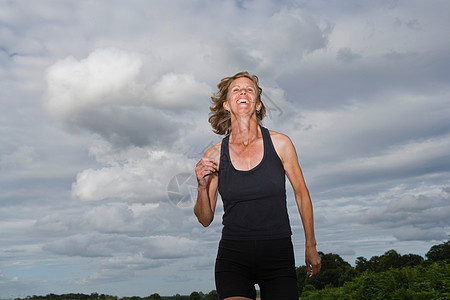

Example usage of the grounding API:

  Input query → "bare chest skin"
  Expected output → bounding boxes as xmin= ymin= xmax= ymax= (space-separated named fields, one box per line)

xmin=228 ymin=137 xmax=264 ymax=171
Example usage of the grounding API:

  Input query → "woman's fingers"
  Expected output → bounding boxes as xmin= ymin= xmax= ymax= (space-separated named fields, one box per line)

xmin=305 ymin=248 xmax=322 ymax=277
xmin=195 ymin=157 xmax=217 ymax=186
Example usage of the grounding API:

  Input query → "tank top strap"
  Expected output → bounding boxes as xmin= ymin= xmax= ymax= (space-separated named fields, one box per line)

xmin=260 ymin=126 xmax=279 ymax=162
xmin=220 ymin=134 xmax=230 ymax=168
xmin=260 ymin=126 xmax=270 ymax=151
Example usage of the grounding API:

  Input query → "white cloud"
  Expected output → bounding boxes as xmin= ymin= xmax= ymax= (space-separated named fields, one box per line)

xmin=83 ymin=204 xmax=136 ymax=233
xmin=82 ymin=203 xmax=167 ymax=234
xmin=150 ymin=73 xmax=212 ymax=110
xmin=44 ymin=48 xmax=143 ymax=118
xmin=72 ymin=149 xmax=196 ymax=203
xmin=142 ymin=236 xmax=199 ymax=259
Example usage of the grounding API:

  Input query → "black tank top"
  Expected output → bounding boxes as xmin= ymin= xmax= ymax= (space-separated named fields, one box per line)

xmin=218 ymin=126 xmax=292 ymax=240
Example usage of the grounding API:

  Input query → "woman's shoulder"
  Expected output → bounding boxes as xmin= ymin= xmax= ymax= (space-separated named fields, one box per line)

xmin=268 ymin=129 xmax=293 ymax=146
xmin=268 ymin=129 xmax=296 ymax=162
xmin=203 ymin=140 xmax=222 ymax=163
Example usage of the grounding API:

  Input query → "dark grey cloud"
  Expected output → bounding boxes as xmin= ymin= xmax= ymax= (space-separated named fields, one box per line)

xmin=43 ymin=234 xmax=113 ymax=258
xmin=278 ymin=48 xmax=450 ymax=110
xmin=336 ymin=47 xmax=362 ymax=63
xmin=71 ymin=106 xmax=182 ymax=149
xmin=43 ymin=233 xmax=199 ymax=259
xmin=359 ymin=192 xmax=450 ymax=240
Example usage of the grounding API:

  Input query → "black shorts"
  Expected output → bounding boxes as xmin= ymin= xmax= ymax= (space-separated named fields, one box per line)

xmin=215 ymin=237 xmax=298 ymax=300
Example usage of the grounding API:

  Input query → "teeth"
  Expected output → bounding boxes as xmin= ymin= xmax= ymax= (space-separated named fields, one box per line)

xmin=238 ymin=99 xmax=249 ymax=103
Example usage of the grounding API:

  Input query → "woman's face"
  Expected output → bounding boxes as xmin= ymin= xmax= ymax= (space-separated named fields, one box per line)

xmin=225 ymin=77 xmax=260 ymax=114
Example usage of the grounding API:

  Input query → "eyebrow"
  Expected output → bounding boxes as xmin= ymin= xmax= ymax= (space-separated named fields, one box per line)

xmin=230 ymin=83 xmax=256 ymax=89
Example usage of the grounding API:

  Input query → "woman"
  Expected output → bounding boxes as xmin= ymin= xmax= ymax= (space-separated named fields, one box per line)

xmin=194 ymin=71 xmax=321 ymax=300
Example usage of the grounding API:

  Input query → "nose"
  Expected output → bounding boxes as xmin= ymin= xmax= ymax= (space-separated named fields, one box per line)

xmin=239 ymin=88 xmax=246 ymax=94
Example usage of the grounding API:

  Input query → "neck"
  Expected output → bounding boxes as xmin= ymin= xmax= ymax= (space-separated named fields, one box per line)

xmin=229 ymin=116 xmax=260 ymax=146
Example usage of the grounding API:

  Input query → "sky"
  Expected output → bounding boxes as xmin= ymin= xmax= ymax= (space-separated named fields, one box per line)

xmin=1 ymin=0 xmax=450 ymax=298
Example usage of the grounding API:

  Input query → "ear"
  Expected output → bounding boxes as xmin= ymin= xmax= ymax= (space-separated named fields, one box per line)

xmin=256 ymin=103 xmax=262 ymax=111
xmin=223 ymin=101 xmax=229 ymax=111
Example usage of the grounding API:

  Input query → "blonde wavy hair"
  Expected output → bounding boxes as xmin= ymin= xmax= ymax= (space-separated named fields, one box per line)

xmin=208 ymin=71 xmax=266 ymax=135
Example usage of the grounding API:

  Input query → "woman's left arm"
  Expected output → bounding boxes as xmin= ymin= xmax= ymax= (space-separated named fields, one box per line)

xmin=272 ymin=132 xmax=321 ymax=277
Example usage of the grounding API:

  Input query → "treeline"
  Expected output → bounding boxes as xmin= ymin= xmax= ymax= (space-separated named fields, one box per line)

xmin=17 ymin=291 xmax=218 ymax=300
xmin=119 ymin=291 xmax=218 ymax=300
xmin=297 ymin=238 xmax=450 ymax=299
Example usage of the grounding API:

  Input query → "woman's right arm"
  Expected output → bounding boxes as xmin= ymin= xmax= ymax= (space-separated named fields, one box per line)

xmin=194 ymin=145 xmax=220 ymax=227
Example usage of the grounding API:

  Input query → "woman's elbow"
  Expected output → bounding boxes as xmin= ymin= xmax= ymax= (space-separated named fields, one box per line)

xmin=197 ymin=216 xmax=213 ymax=227
xmin=194 ymin=208 xmax=213 ymax=227
xmin=199 ymin=218 xmax=212 ymax=227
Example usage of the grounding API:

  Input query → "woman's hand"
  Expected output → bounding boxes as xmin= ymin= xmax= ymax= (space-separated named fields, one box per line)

xmin=195 ymin=157 xmax=217 ymax=189
xmin=305 ymin=246 xmax=321 ymax=277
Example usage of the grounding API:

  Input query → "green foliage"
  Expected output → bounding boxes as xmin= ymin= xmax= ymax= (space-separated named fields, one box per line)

xmin=204 ymin=290 xmax=218 ymax=300
xmin=297 ymin=252 xmax=357 ymax=293
xmin=188 ymin=292 xmax=201 ymax=300
xmin=25 ymin=294 xmax=118 ymax=300
xmin=355 ymin=256 xmax=370 ymax=273
xmin=378 ymin=249 xmax=403 ymax=270
xmin=355 ymin=249 xmax=424 ymax=274
xmin=297 ymin=239 xmax=450 ymax=298
xmin=296 ymin=265 xmax=308 ymax=295
xmin=401 ymin=253 xmax=424 ymax=268
xmin=426 ymin=238 xmax=450 ymax=262
xmin=22 ymin=294 xmax=189 ymax=300
xmin=300 ymin=262 xmax=450 ymax=299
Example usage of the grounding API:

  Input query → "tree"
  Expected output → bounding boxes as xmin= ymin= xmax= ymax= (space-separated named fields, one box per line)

xmin=355 ymin=256 xmax=370 ymax=273
xmin=362 ymin=250 xmax=424 ymax=273
xmin=378 ymin=249 xmax=403 ymax=271
xmin=205 ymin=290 xmax=218 ymax=300
xmin=188 ymin=292 xmax=201 ymax=300
xmin=368 ymin=255 xmax=380 ymax=272
xmin=426 ymin=238 xmax=450 ymax=262
xmin=148 ymin=294 xmax=161 ymax=300
xmin=401 ymin=253 xmax=424 ymax=267
xmin=299 ymin=252 xmax=357 ymax=290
